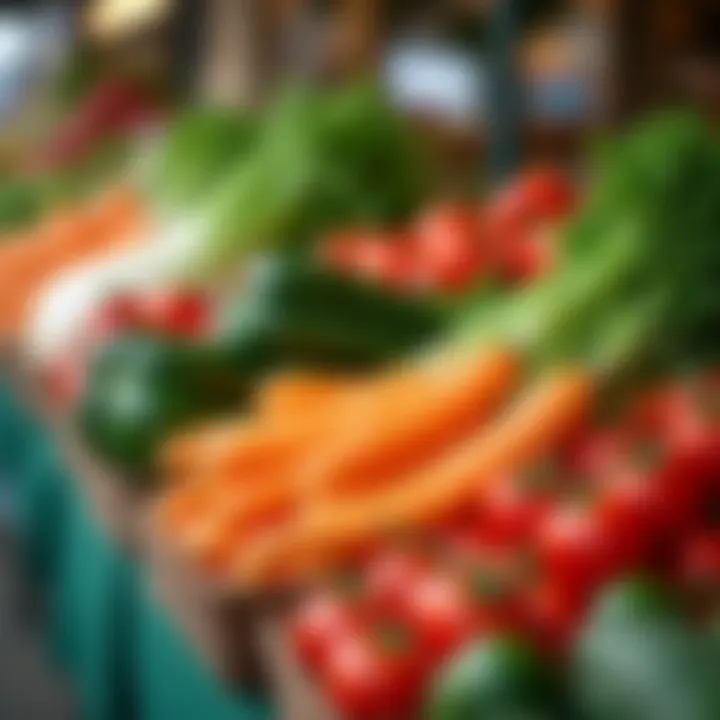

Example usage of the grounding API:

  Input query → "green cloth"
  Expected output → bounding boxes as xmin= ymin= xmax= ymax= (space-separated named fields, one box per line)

xmin=47 ymin=484 xmax=133 ymax=720
xmin=16 ymin=439 xmax=69 ymax=591
xmin=133 ymin=579 xmax=272 ymax=720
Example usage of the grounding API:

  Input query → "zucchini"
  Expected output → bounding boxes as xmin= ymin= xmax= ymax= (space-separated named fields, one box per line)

xmin=572 ymin=577 xmax=720 ymax=720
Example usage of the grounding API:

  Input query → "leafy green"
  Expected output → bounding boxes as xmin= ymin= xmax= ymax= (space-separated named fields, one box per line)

xmin=139 ymin=107 xmax=257 ymax=213
xmin=453 ymin=111 xmax=720 ymax=377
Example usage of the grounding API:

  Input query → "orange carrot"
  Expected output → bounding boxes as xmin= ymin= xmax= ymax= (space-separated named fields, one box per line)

xmin=160 ymin=417 xmax=333 ymax=478
xmin=255 ymin=371 xmax=355 ymax=419
xmin=298 ymin=348 xmax=521 ymax=493
xmin=234 ymin=368 xmax=595 ymax=584
xmin=173 ymin=349 xmax=521 ymax=555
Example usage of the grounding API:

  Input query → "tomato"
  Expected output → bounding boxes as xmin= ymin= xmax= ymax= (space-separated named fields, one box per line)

xmin=364 ymin=550 xmax=427 ymax=617
xmin=140 ymin=290 xmax=211 ymax=338
xmin=403 ymin=572 xmax=478 ymax=663
xmin=480 ymin=470 xmax=554 ymax=547
xmin=537 ymin=502 xmax=622 ymax=596
xmin=594 ymin=465 xmax=665 ymax=570
xmin=563 ymin=428 xmax=623 ymax=478
xmin=318 ymin=231 xmax=365 ymax=270
xmin=519 ymin=579 xmax=584 ymax=657
xmin=89 ymin=293 xmax=143 ymax=342
xmin=676 ymin=531 xmax=720 ymax=617
xmin=339 ymin=233 xmax=419 ymax=291
xmin=500 ymin=233 xmax=556 ymax=284
xmin=322 ymin=628 xmax=425 ymax=719
xmin=412 ymin=203 xmax=484 ymax=291
xmin=491 ymin=168 xmax=575 ymax=226
xmin=290 ymin=592 xmax=364 ymax=671
xmin=44 ymin=357 xmax=84 ymax=409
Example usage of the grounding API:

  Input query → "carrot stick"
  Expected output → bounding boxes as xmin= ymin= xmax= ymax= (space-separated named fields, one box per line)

xmin=172 ymin=348 xmax=521 ymax=545
xmin=160 ymin=417 xmax=334 ymax=478
xmin=234 ymin=368 xmax=595 ymax=584
xmin=255 ymin=371 xmax=355 ymax=419
xmin=298 ymin=348 xmax=522 ymax=493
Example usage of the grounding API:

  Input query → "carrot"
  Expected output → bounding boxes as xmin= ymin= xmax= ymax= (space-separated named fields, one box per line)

xmin=298 ymin=348 xmax=521 ymax=494
xmin=165 ymin=349 xmax=521 ymax=542
xmin=160 ymin=417 xmax=333 ymax=478
xmin=234 ymin=368 xmax=595 ymax=584
xmin=255 ymin=371 xmax=355 ymax=419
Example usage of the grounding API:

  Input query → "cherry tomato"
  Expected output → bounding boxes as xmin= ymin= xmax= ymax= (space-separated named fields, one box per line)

xmin=594 ymin=465 xmax=665 ymax=570
xmin=403 ymin=572 xmax=478 ymax=663
xmin=491 ymin=168 xmax=575 ymax=226
xmin=140 ymin=290 xmax=211 ymax=338
xmin=364 ymin=550 xmax=427 ymax=617
xmin=412 ymin=203 xmax=484 ymax=291
xmin=500 ymin=233 xmax=556 ymax=284
xmin=676 ymin=531 xmax=720 ymax=617
xmin=318 ymin=230 xmax=372 ymax=270
xmin=480 ymin=470 xmax=554 ymax=547
xmin=290 ymin=592 xmax=363 ymax=671
xmin=89 ymin=293 xmax=143 ymax=342
xmin=519 ymin=579 xmax=584 ymax=657
xmin=537 ymin=501 xmax=622 ymax=596
xmin=343 ymin=233 xmax=418 ymax=290
xmin=44 ymin=357 xmax=84 ymax=409
xmin=563 ymin=428 xmax=623 ymax=478
xmin=322 ymin=628 xmax=424 ymax=719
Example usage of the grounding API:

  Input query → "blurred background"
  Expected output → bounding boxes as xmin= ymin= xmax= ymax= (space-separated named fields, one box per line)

xmin=0 ymin=2 xmax=719 ymax=719
xmin=1 ymin=0 xmax=718 ymax=178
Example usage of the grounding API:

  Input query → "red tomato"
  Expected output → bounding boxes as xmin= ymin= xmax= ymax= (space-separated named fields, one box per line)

xmin=403 ymin=572 xmax=478 ymax=663
xmin=491 ymin=168 xmax=576 ymax=226
xmin=140 ymin=290 xmax=211 ymax=338
xmin=364 ymin=550 xmax=427 ymax=617
xmin=480 ymin=471 xmax=554 ymax=547
xmin=89 ymin=293 xmax=143 ymax=342
xmin=342 ymin=234 xmax=418 ymax=290
xmin=290 ymin=593 xmax=363 ymax=671
xmin=412 ymin=203 xmax=484 ymax=291
xmin=563 ymin=428 xmax=623 ymax=478
xmin=537 ymin=502 xmax=622 ymax=596
xmin=676 ymin=531 xmax=720 ymax=616
xmin=595 ymin=465 xmax=665 ymax=570
xmin=520 ymin=580 xmax=584 ymax=657
xmin=44 ymin=358 xmax=84 ymax=409
xmin=500 ymin=234 xmax=555 ymax=284
xmin=318 ymin=231 xmax=369 ymax=270
xmin=322 ymin=629 xmax=424 ymax=719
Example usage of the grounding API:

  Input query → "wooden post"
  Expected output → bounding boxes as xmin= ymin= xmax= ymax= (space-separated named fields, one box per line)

xmin=198 ymin=0 xmax=278 ymax=107
xmin=334 ymin=0 xmax=384 ymax=77
xmin=487 ymin=0 xmax=524 ymax=182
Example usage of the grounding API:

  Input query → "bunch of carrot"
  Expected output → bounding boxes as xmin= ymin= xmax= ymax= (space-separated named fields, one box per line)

xmin=156 ymin=350 xmax=594 ymax=587
xmin=0 ymin=185 xmax=145 ymax=337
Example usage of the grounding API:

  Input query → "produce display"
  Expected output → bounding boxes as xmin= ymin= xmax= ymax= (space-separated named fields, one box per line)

xmin=285 ymin=371 xmax=719 ymax=718
xmin=72 ymin=258 xmax=442 ymax=473
xmin=0 ymin=187 xmax=144 ymax=337
xmin=319 ymin=166 xmax=574 ymax=293
xmin=26 ymin=82 xmax=433 ymax=366
xmin=3 ymin=71 xmax=720 ymax=720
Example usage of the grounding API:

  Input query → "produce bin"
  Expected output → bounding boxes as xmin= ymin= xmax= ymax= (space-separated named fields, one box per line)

xmin=260 ymin=617 xmax=337 ymax=720
xmin=145 ymin=516 xmax=297 ymax=689
xmin=133 ymin=576 xmax=271 ymax=720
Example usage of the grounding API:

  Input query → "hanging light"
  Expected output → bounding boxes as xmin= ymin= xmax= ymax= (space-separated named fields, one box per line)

xmin=86 ymin=0 xmax=173 ymax=41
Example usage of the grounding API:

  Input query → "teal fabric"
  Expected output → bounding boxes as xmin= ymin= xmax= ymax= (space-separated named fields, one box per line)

xmin=134 ymin=579 xmax=272 ymax=720
xmin=48 ymin=485 xmax=131 ymax=720
xmin=16 ymin=439 xmax=69 ymax=590
xmin=0 ymin=381 xmax=30 ymax=471
xmin=1 ymin=385 xmax=275 ymax=720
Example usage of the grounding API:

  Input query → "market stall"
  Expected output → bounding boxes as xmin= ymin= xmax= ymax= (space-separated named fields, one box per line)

xmin=0 ymin=3 xmax=719 ymax=720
